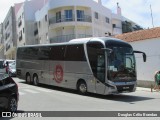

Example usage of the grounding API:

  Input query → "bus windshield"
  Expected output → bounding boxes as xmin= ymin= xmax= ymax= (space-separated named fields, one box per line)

xmin=107 ymin=47 xmax=136 ymax=82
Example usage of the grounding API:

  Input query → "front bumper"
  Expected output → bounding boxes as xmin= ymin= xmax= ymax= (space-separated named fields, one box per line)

xmin=105 ymin=81 xmax=137 ymax=94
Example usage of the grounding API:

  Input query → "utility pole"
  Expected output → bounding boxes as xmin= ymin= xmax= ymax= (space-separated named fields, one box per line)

xmin=150 ymin=4 xmax=154 ymax=28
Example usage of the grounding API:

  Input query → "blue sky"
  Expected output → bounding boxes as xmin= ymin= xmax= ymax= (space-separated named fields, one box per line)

xmin=0 ymin=0 xmax=159 ymax=29
xmin=102 ymin=0 xmax=159 ymax=29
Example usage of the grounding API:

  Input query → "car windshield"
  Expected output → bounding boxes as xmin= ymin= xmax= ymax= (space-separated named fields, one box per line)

xmin=107 ymin=47 xmax=136 ymax=82
xmin=9 ymin=63 xmax=16 ymax=69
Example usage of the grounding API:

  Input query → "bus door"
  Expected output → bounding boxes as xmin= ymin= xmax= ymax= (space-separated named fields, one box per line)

xmin=87 ymin=42 xmax=106 ymax=94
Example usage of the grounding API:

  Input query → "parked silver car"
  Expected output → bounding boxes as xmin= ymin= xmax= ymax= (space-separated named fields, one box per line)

xmin=8 ymin=62 xmax=16 ymax=77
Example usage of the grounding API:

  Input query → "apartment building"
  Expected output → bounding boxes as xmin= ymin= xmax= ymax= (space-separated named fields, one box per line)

xmin=35 ymin=0 xmax=120 ymax=44
xmin=3 ymin=7 xmax=17 ymax=59
xmin=0 ymin=23 xmax=5 ymax=59
xmin=16 ymin=0 xmax=45 ymax=47
xmin=0 ymin=0 xmax=142 ymax=59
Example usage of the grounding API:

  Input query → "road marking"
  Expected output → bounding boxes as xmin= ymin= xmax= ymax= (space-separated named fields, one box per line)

xmin=23 ymin=89 xmax=39 ymax=93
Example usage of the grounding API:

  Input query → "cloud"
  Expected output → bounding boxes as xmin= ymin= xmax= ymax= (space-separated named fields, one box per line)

xmin=102 ymin=0 xmax=160 ymax=28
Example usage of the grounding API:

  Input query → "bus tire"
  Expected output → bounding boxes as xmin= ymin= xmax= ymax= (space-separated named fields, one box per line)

xmin=77 ymin=81 xmax=87 ymax=95
xmin=26 ymin=73 xmax=31 ymax=84
xmin=33 ymin=74 xmax=39 ymax=86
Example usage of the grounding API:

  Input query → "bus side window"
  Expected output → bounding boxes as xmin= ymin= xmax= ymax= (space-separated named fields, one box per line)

xmin=0 ymin=80 xmax=3 ymax=86
xmin=65 ymin=45 xmax=86 ymax=61
xmin=38 ymin=47 xmax=50 ymax=60
xmin=50 ymin=46 xmax=65 ymax=60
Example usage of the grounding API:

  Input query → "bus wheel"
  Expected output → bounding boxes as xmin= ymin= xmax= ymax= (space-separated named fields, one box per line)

xmin=77 ymin=81 xmax=87 ymax=95
xmin=33 ymin=74 xmax=39 ymax=86
xmin=26 ymin=74 xmax=31 ymax=84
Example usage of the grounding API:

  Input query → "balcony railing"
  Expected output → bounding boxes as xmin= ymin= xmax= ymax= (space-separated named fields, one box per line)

xmin=49 ymin=15 xmax=92 ymax=25
xmin=50 ymin=34 xmax=92 ymax=43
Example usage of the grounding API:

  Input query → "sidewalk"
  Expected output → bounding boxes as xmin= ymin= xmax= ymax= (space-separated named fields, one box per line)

xmin=137 ymin=87 xmax=160 ymax=92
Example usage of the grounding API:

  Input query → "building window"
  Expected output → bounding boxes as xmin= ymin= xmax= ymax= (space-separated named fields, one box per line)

xmin=113 ymin=24 xmax=116 ymax=28
xmin=95 ymin=12 xmax=98 ymax=19
xmin=22 ymin=12 xmax=24 ymax=18
xmin=56 ymin=11 xmax=61 ymax=23
xmin=6 ymin=43 xmax=11 ymax=52
xmin=77 ymin=10 xmax=84 ymax=21
xmin=5 ymin=21 xmax=9 ymax=29
xmin=19 ymin=30 xmax=22 ymax=41
xmin=106 ymin=17 xmax=110 ymax=23
xmin=18 ymin=17 xmax=22 ymax=27
xmin=65 ymin=10 xmax=73 ymax=21
xmin=39 ymin=21 xmax=41 ymax=28
xmin=45 ymin=15 xmax=47 ymax=21
xmin=5 ymin=32 xmax=10 ymax=40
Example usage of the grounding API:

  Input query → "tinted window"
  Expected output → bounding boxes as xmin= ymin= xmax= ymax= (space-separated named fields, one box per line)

xmin=65 ymin=45 xmax=86 ymax=61
xmin=87 ymin=42 xmax=105 ymax=82
xmin=0 ymin=81 xmax=3 ymax=86
xmin=17 ymin=47 xmax=39 ymax=60
xmin=0 ymin=61 xmax=4 ymax=69
xmin=38 ymin=47 xmax=50 ymax=60
xmin=17 ymin=48 xmax=24 ymax=59
xmin=50 ymin=46 xmax=65 ymax=60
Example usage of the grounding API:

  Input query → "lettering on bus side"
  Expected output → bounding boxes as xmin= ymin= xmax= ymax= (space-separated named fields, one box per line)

xmin=53 ymin=64 xmax=63 ymax=83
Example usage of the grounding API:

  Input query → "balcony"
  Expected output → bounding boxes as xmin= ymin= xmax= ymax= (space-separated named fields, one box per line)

xmin=19 ymin=36 xmax=22 ymax=41
xmin=49 ymin=15 xmax=92 ymax=25
xmin=50 ymin=34 xmax=92 ymax=43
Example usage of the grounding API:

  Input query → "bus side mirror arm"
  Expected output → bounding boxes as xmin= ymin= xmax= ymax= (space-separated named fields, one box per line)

xmin=133 ymin=50 xmax=147 ymax=62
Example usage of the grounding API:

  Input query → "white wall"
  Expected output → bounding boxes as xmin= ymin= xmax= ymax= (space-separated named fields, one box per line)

xmin=16 ymin=3 xmax=25 ymax=46
xmin=130 ymin=38 xmax=160 ymax=82
xmin=16 ymin=0 xmax=46 ymax=46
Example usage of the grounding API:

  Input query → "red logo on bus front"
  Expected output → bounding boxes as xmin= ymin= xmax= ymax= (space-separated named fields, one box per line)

xmin=53 ymin=64 xmax=63 ymax=83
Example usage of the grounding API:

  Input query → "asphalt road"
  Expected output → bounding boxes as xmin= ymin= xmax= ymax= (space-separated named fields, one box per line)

xmin=1 ymin=77 xmax=160 ymax=120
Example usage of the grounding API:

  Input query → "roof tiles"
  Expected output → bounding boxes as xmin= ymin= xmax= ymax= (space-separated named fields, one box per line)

xmin=115 ymin=27 xmax=160 ymax=42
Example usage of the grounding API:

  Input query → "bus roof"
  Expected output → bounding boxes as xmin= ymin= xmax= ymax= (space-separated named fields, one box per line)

xmin=17 ymin=37 xmax=129 ymax=48
xmin=69 ymin=37 xmax=123 ymax=43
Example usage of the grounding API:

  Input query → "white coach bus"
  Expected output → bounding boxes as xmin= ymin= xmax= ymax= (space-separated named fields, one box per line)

xmin=16 ymin=37 xmax=146 ymax=95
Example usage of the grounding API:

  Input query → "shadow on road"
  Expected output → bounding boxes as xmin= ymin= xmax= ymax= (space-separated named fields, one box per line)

xmin=19 ymin=81 xmax=154 ymax=103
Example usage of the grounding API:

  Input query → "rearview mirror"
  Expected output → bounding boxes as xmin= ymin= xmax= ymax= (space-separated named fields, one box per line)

xmin=133 ymin=51 xmax=146 ymax=62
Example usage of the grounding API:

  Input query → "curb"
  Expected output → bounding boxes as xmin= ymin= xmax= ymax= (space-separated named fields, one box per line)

xmin=136 ymin=87 xmax=152 ymax=92
xmin=136 ymin=87 xmax=160 ymax=92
